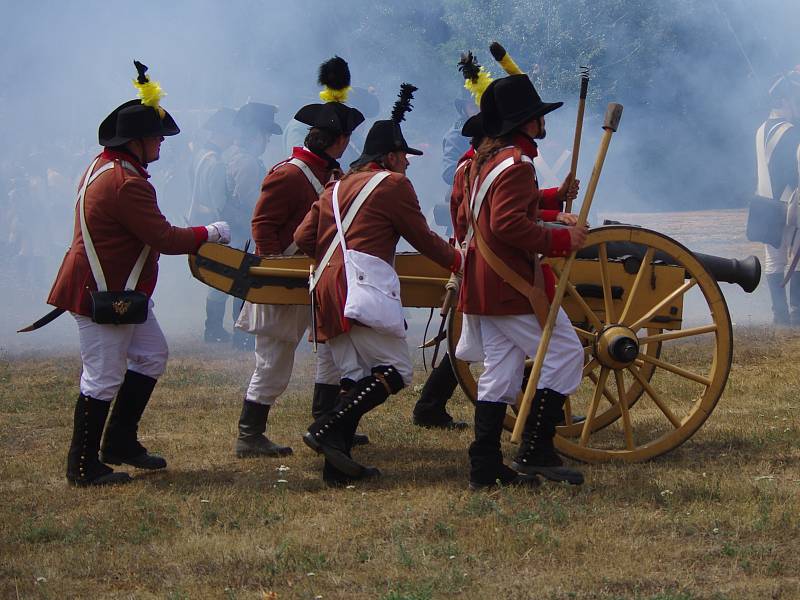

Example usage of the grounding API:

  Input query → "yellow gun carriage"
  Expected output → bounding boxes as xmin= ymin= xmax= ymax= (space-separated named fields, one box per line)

xmin=190 ymin=222 xmax=760 ymax=464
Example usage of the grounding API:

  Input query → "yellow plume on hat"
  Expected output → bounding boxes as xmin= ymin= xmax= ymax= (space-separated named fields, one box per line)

xmin=132 ymin=60 xmax=166 ymax=119
xmin=458 ymin=52 xmax=493 ymax=106
xmin=489 ymin=42 xmax=524 ymax=76
xmin=318 ymin=56 xmax=351 ymax=103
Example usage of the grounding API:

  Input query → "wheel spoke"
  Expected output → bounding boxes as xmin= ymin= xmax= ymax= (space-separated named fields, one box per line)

xmin=618 ymin=247 xmax=655 ymax=325
xmin=614 ymin=369 xmax=634 ymax=450
xmin=598 ymin=243 xmax=615 ymax=323
xmin=574 ymin=326 xmax=595 ymax=341
xmin=638 ymin=352 xmax=712 ymax=386
xmin=554 ymin=267 xmax=603 ymax=329
xmin=639 ymin=324 xmax=717 ymax=345
xmin=582 ymin=358 xmax=599 ymax=377
xmin=586 ymin=369 xmax=617 ymax=406
xmin=580 ymin=367 xmax=610 ymax=446
xmin=563 ymin=396 xmax=574 ymax=425
xmin=627 ymin=278 xmax=697 ymax=331
xmin=627 ymin=365 xmax=682 ymax=428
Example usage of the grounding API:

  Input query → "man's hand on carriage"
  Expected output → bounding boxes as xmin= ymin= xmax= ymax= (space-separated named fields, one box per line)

xmin=556 ymin=212 xmax=579 ymax=226
xmin=568 ymin=224 xmax=588 ymax=251
xmin=206 ymin=221 xmax=231 ymax=245
xmin=558 ymin=173 xmax=580 ymax=203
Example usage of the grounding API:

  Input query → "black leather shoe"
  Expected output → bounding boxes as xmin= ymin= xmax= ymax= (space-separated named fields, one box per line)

xmin=101 ymin=451 xmax=167 ymax=470
xmin=413 ymin=413 xmax=469 ymax=430
xmin=352 ymin=432 xmax=370 ymax=446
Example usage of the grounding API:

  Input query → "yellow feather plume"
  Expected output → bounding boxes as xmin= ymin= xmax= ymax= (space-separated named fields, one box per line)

xmin=464 ymin=67 xmax=493 ymax=105
xmin=319 ymin=86 xmax=351 ymax=103
xmin=498 ymin=53 xmax=523 ymax=76
xmin=132 ymin=77 xmax=166 ymax=119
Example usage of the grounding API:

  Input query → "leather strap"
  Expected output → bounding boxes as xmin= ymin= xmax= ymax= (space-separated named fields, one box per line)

xmin=78 ymin=158 xmax=150 ymax=291
xmin=469 ymin=210 xmax=549 ymax=328
xmin=282 ymin=157 xmax=327 ymax=256
xmin=310 ymin=171 xmax=391 ymax=290
xmin=465 ymin=153 xmax=549 ymax=327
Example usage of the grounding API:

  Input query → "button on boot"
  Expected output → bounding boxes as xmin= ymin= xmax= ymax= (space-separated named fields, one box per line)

xmin=511 ymin=389 xmax=584 ymax=485
xmin=67 ymin=394 xmax=132 ymax=487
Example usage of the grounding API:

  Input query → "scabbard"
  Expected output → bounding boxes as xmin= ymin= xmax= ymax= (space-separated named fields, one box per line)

xmin=18 ymin=308 xmax=66 ymax=333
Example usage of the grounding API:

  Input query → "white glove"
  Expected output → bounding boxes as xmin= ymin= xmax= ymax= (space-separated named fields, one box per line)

xmin=206 ymin=221 xmax=231 ymax=244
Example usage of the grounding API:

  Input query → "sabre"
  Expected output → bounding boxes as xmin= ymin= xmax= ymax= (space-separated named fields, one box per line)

xmin=309 ymin=264 xmax=318 ymax=353
xmin=566 ymin=67 xmax=590 ymax=214
xmin=512 ymin=102 xmax=623 ymax=444
xmin=425 ymin=273 xmax=459 ymax=367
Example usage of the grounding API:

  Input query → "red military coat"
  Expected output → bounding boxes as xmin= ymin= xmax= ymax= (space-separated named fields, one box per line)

xmin=450 ymin=144 xmax=566 ymax=245
xmin=457 ymin=136 xmax=572 ymax=316
xmin=47 ymin=149 xmax=207 ymax=317
xmin=252 ymin=147 xmax=333 ymax=256
xmin=294 ymin=165 xmax=460 ymax=342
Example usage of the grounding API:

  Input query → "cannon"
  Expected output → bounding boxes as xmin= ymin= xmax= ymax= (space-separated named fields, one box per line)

xmin=190 ymin=223 xmax=761 ymax=463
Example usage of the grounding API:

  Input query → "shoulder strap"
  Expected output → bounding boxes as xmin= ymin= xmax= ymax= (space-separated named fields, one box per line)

xmin=79 ymin=158 xmax=150 ymax=292
xmin=464 ymin=154 xmax=527 ymax=245
xmin=309 ymin=171 xmax=391 ymax=290
xmin=756 ymin=121 xmax=794 ymax=198
xmin=288 ymin=157 xmax=325 ymax=195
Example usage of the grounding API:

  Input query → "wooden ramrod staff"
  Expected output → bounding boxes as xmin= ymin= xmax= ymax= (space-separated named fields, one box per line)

xmin=511 ymin=102 xmax=624 ymax=444
xmin=566 ymin=67 xmax=590 ymax=214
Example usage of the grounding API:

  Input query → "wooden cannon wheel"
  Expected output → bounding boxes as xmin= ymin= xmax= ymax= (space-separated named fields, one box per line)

xmin=447 ymin=225 xmax=733 ymax=463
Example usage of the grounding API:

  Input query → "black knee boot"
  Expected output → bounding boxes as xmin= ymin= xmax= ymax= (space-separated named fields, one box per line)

xmin=235 ymin=400 xmax=293 ymax=458
xmin=511 ymin=389 xmax=584 ymax=485
xmin=100 ymin=371 xmax=166 ymax=470
xmin=204 ymin=297 xmax=230 ymax=343
xmin=304 ymin=365 xmax=404 ymax=478
xmin=412 ymin=353 xmax=468 ymax=430
xmin=766 ymin=273 xmax=790 ymax=326
xmin=67 ymin=394 xmax=132 ymax=487
xmin=312 ymin=382 xmax=369 ymax=446
xmin=469 ymin=401 xmax=538 ymax=490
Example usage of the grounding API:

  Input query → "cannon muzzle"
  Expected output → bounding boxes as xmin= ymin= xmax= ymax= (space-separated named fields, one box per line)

xmin=576 ymin=223 xmax=761 ymax=293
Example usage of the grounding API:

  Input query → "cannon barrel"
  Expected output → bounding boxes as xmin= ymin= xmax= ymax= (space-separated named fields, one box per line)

xmin=575 ymin=225 xmax=761 ymax=293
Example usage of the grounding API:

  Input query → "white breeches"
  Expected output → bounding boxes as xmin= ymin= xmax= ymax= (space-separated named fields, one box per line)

xmin=764 ymin=225 xmax=800 ymax=275
xmin=245 ymin=316 xmax=339 ymax=405
xmin=455 ymin=309 xmax=583 ymax=403
xmin=73 ymin=300 xmax=167 ymax=401
xmin=327 ymin=325 xmax=414 ymax=387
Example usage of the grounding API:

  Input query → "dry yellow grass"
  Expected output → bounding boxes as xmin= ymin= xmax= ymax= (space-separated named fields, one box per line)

xmin=1 ymin=327 xmax=799 ymax=599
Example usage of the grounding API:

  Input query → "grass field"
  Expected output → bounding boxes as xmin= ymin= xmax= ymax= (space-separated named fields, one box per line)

xmin=1 ymin=327 xmax=799 ymax=599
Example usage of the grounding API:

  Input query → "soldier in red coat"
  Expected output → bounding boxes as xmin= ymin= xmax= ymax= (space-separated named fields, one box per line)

xmin=455 ymin=72 xmax=587 ymax=490
xmin=46 ymin=62 xmax=230 ymax=486
xmin=232 ymin=57 xmax=366 ymax=460
xmin=294 ymin=84 xmax=463 ymax=484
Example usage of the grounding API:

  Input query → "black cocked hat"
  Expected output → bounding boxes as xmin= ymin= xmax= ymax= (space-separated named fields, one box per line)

xmin=294 ymin=102 xmax=364 ymax=136
xmin=480 ymin=74 xmax=562 ymax=137
xmin=98 ymin=100 xmax=180 ymax=147
xmin=98 ymin=60 xmax=180 ymax=147
xmin=350 ymin=83 xmax=422 ymax=168
xmin=203 ymin=107 xmax=237 ymax=134
xmin=294 ymin=56 xmax=365 ymax=135
xmin=235 ymin=102 xmax=282 ymax=135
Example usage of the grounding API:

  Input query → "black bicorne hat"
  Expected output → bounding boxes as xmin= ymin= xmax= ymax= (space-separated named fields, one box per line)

xmin=98 ymin=100 xmax=180 ymax=147
xmin=294 ymin=102 xmax=364 ymax=136
xmin=480 ymin=74 xmax=563 ymax=137
xmin=294 ymin=56 xmax=365 ymax=136
xmin=98 ymin=61 xmax=180 ymax=147
xmin=235 ymin=102 xmax=282 ymax=135
xmin=350 ymin=83 xmax=422 ymax=168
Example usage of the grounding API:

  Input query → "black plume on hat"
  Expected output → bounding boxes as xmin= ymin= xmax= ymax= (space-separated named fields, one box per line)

xmin=391 ymin=83 xmax=417 ymax=123
xmin=318 ymin=56 xmax=351 ymax=91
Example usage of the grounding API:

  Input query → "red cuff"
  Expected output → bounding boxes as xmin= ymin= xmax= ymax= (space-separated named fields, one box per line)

xmin=191 ymin=226 xmax=209 ymax=250
xmin=540 ymin=187 xmax=563 ymax=211
xmin=540 ymin=209 xmax=560 ymax=222
xmin=450 ymin=248 xmax=462 ymax=273
xmin=547 ymin=228 xmax=572 ymax=258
